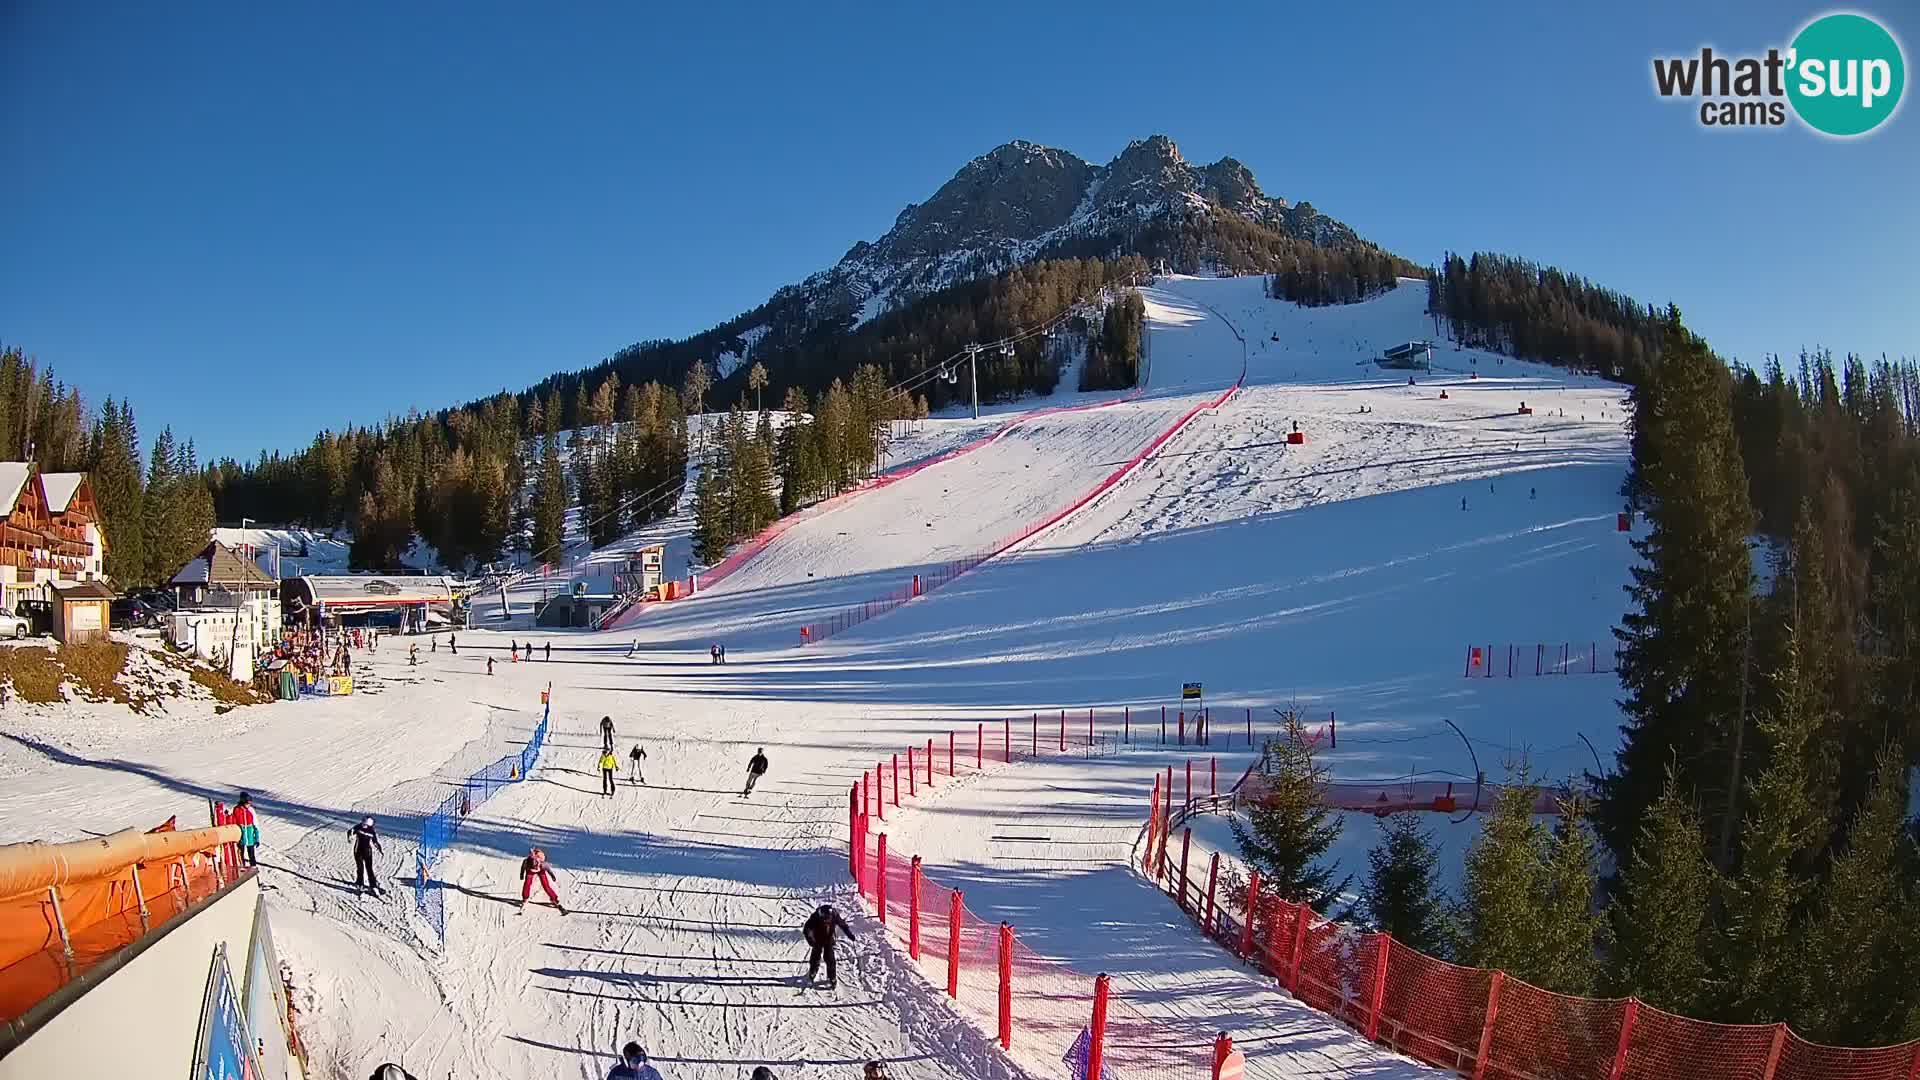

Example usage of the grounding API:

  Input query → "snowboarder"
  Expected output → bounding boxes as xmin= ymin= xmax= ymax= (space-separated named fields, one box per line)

xmin=600 ymin=715 xmax=616 ymax=752
xmin=742 ymin=747 xmax=769 ymax=797
xmin=608 ymin=1042 xmax=662 ymax=1080
xmin=801 ymin=902 xmax=855 ymax=988
xmin=349 ymin=816 xmax=383 ymax=896
xmin=629 ymin=744 xmax=648 ymax=785
xmin=487 ymin=656 xmax=495 ymax=676
xmin=599 ymin=748 xmax=619 ymax=796
xmin=232 ymin=792 xmax=259 ymax=867
xmin=519 ymin=847 xmax=566 ymax=913
xmin=544 ymin=642 xmax=552 ymax=662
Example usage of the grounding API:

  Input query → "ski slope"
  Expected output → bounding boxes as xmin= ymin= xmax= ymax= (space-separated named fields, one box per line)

xmin=2 ymin=276 xmax=1638 ymax=1080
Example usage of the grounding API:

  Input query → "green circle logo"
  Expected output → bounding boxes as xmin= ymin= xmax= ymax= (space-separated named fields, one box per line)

xmin=1787 ymin=13 xmax=1905 ymax=136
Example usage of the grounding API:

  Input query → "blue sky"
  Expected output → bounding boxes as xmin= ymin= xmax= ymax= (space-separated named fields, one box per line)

xmin=3 ymin=1 xmax=1915 ymax=461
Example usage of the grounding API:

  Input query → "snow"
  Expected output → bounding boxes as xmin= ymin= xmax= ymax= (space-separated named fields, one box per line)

xmin=2 ymin=275 xmax=1640 ymax=1080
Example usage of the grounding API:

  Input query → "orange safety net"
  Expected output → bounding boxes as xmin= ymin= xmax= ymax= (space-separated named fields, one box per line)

xmin=0 ymin=831 xmax=235 ymax=1024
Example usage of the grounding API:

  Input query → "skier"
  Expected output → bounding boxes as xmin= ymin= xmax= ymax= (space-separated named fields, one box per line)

xmin=742 ymin=747 xmax=770 ymax=797
xmin=599 ymin=748 xmax=619 ymax=796
xmin=545 ymin=642 xmax=552 ymax=662
xmin=719 ymin=644 xmax=727 ymax=664
xmin=487 ymin=656 xmax=495 ymax=676
xmin=511 ymin=640 xmax=520 ymax=663
xmin=519 ymin=847 xmax=566 ymax=913
xmin=232 ymin=792 xmax=259 ymax=867
xmin=449 ymin=633 xmax=458 ymax=655
xmin=608 ymin=1042 xmax=662 ymax=1080
xmin=349 ymin=816 xmax=383 ymax=896
xmin=1530 ymin=486 xmax=1537 ymax=500
xmin=1461 ymin=496 xmax=1468 ymax=511
xmin=629 ymin=744 xmax=648 ymax=785
xmin=626 ymin=639 xmax=639 ymax=658
xmin=710 ymin=643 xmax=721 ymax=665
xmin=431 ymin=637 xmax=438 ymax=654
xmin=801 ymin=902 xmax=855 ymax=988
xmin=600 ymin=715 xmax=616 ymax=753
xmin=408 ymin=643 xmax=418 ymax=667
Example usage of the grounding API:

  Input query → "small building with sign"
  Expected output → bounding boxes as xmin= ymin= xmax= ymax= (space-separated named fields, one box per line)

xmin=1377 ymin=341 xmax=1433 ymax=370
xmin=49 ymin=578 xmax=115 ymax=644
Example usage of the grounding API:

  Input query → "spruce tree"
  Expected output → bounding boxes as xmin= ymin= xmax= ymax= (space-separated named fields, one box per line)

xmin=1359 ymin=813 xmax=1449 ymax=953
xmin=1718 ymin=630 xmax=1824 ymax=1025
xmin=1799 ymin=747 xmax=1919 ymax=1045
xmin=691 ymin=457 xmax=731 ymax=565
xmin=1230 ymin=709 xmax=1349 ymax=912
xmin=1609 ymin=769 xmax=1718 ymax=1015
xmin=529 ymin=434 xmax=567 ymax=564
xmin=1602 ymin=308 xmax=1755 ymax=867
xmin=1459 ymin=768 xmax=1556 ymax=982
xmin=88 ymin=399 xmax=147 ymax=586
xmin=1536 ymin=796 xmax=1607 ymax=995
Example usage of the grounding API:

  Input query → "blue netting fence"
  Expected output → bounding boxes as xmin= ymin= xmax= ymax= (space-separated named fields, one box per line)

xmin=413 ymin=690 xmax=552 ymax=945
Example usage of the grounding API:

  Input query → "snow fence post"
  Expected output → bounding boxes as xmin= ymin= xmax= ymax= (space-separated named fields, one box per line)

xmin=876 ymin=763 xmax=885 ymax=822
xmin=1031 ymin=713 xmax=1038 ymax=756
xmin=1211 ymin=756 xmax=1218 ymax=798
xmin=1608 ymin=999 xmax=1639 ymax=1080
xmin=997 ymin=922 xmax=1014 ymax=1050
xmin=1178 ymin=827 xmax=1192 ymax=912
xmin=1204 ymin=852 xmax=1221 ymax=935
xmin=1124 ymin=706 xmax=1130 ymax=744
xmin=876 ymin=834 xmax=889 ymax=924
xmin=1179 ymin=709 xmax=1186 ymax=745
xmin=1003 ymin=718 xmax=1011 ymax=763
xmin=1472 ymin=971 xmax=1504 ymax=1080
xmin=1087 ymin=973 xmax=1111 ymax=1080
xmin=907 ymin=746 xmax=916 ymax=798
xmin=1239 ymin=870 xmax=1260 ymax=960
xmin=976 ymin=723 xmax=983 ymax=770
xmin=946 ymin=890 xmax=963 ymax=998
xmin=1161 ymin=705 xmax=1166 ymax=744
xmin=1186 ymin=759 xmax=1193 ymax=807
xmin=1760 ymin=1025 xmax=1787 ymax=1080
xmin=892 ymin=753 xmax=900 ymax=806
xmin=849 ymin=785 xmax=861 ymax=884
xmin=926 ymin=737 xmax=934 ymax=786
xmin=1211 ymin=1033 xmax=1235 ymax=1080
xmin=1146 ymin=774 xmax=1162 ymax=873
xmin=1246 ymin=708 xmax=1252 ymax=747
xmin=1087 ymin=708 xmax=1094 ymax=747
xmin=1365 ymin=933 xmax=1390 ymax=1041
xmin=908 ymin=856 xmax=922 ymax=960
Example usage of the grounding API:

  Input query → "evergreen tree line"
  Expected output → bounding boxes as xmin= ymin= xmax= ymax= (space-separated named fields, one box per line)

xmin=1598 ymin=311 xmax=1920 ymax=1042
xmin=1080 ymin=292 xmax=1146 ymax=391
xmin=2 ymin=346 xmax=218 ymax=588
xmin=1264 ymin=246 xmax=1403 ymax=307
xmin=1426 ymin=252 xmax=1670 ymax=382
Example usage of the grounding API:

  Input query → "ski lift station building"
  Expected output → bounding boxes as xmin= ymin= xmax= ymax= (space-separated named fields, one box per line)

xmin=1378 ymin=340 xmax=1434 ymax=369
xmin=280 ymin=574 xmax=458 ymax=631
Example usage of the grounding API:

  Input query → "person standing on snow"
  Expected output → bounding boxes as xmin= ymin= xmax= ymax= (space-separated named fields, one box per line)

xmin=742 ymin=747 xmax=769 ymax=797
xmin=232 ymin=792 xmax=259 ymax=867
xmin=598 ymin=748 xmax=619 ymax=796
xmin=449 ymin=633 xmax=458 ymax=654
xmin=486 ymin=655 xmax=495 ymax=676
xmin=629 ymin=744 xmax=648 ymax=785
xmin=608 ymin=1042 xmax=662 ymax=1080
xmin=545 ymin=642 xmax=552 ymax=662
xmin=801 ymin=903 xmax=855 ymax=988
xmin=349 ymin=816 xmax=383 ymax=896
xmin=600 ymin=715 xmax=616 ymax=753
xmin=519 ymin=847 xmax=567 ymax=913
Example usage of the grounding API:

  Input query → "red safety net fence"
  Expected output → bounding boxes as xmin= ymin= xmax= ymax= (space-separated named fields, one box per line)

xmin=801 ymin=380 xmax=1241 ymax=648
xmin=1464 ymin=642 xmax=1621 ymax=678
xmin=1142 ymin=794 xmax=1920 ymax=1080
xmin=844 ymin=728 xmax=1221 ymax=1080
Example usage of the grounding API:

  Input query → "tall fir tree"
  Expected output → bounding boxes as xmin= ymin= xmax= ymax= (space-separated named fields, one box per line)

xmin=1457 ymin=767 xmax=1605 ymax=993
xmin=529 ymin=433 xmax=568 ymax=563
xmin=1229 ymin=709 xmax=1349 ymax=912
xmin=1609 ymin=769 xmax=1719 ymax=1015
xmin=1359 ymin=813 xmax=1450 ymax=953
xmin=88 ymin=398 xmax=147 ymax=586
xmin=1602 ymin=307 xmax=1755 ymax=868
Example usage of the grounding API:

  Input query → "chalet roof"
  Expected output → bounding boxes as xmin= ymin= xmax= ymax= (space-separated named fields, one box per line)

xmin=171 ymin=541 xmax=278 ymax=590
xmin=0 ymin=462 xmax=30 ymax=516
xmin=39 ymin=473 xmax=84 ymax=513
xmin=52 ymin=579 xmax=117 ymax=600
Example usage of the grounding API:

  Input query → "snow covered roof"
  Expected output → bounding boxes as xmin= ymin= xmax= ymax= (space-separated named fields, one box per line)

xmin=39 ymin=472 xmax=84 ymax=512
xmin=171 ymin=541 xmax=277 ymax=590
xmin=0 ymin=462 xmax=27 ymax=516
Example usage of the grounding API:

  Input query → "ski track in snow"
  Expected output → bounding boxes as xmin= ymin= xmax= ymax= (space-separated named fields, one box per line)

xmin=2 ymin=276 xmax=1639 ymax=1080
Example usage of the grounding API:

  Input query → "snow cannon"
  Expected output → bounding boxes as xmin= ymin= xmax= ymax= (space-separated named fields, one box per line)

xmin=1287 ymin=421 xmax=1305 ymax=445
xmin=1617 ymin=512 xmax=1632 ymax=532
xmin=1470 ymin=372 xmax=1479 ymax=380
xmin=1439 ymin=390 xmax=1449 ymax=400
xmin=1517 ymin=401 xmax=1534 ymax=416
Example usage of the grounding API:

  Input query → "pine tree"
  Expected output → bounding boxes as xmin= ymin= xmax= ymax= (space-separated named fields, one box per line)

xmin=691 ymin=456 xmax=730 ymax=564
xmin=1799 ymin=747 xmax=1919 ymax=1045
xmin=529 ymin=434 xmax=568 ymax=564
xmin=748 ymin=361 xmax=769 ymax=414
xmin=88 ymin=399 xmax=147 ymax=586
xmin=1459 ymin=769 xmax=1554 ymax=979
xmin=1536 ymin=796 xmax=1607 ymax=995
xmin=1230 ymin=709 xmax=1348 ymax=912
xmin=1718 ymin=630 xmax=1825 ymax=1024
xmin=1601 ymin=308 xmax=1755 ymax=867
xmin=1609 ymin=769 xmax=1718 ymax=1015
xmin=1360 ymin=813 xmax=1449 ymax=953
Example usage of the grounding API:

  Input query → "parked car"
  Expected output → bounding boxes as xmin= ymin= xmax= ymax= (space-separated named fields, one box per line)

xmin=111 ymin=598 xmax=165 ymax=629
xmin=0 ymin=609 xmax=29 ymax=638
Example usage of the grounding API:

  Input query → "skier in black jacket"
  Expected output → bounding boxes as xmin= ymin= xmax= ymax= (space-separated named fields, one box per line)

xmin=742 ymin=748 xmax=769 ymax=797
xmin=801 ymin=903 xmax=855 ymax=988
xmin=600 ymin=715 xmax=616 ymax=753
xmin=349 ymin=816 xmax=384 ymax=896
